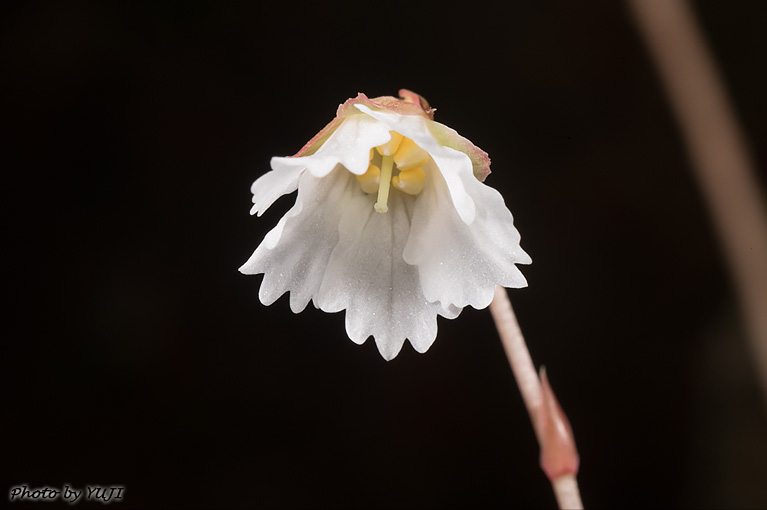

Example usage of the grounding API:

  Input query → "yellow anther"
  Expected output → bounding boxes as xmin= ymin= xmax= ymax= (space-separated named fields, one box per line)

xmin=391 ymin=167 xmax=426 ymax=195
xmin=360 ymin=135 xmax=429 ymax=209
xmin=393 ymin=137 xmax=430 ymax=171
xmin=356 ymin=164 xmax=381 ymax=194
xmin=375 ymin=131 xmax=404 ymax=156
xmin=374 ymin=155 xmax=394 ymax=213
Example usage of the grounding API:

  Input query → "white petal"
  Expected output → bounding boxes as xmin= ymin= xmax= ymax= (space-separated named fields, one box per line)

xmin=239 ymin=166 xmax=357 ymax=313
xmin=354 ymin=104 xmax=477 ymax=224
xmin=271 ymin=114 xmax=392 ymax=180
xmin=404 ymin=160 xmax=531 ymax=310
xmin=249 ymin=158 xmax=304 ymax=217
xmin=315 ymin=190 xmax=456 ymax=360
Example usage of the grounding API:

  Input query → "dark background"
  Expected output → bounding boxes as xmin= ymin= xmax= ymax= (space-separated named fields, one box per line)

xmin=4 ymin=0 xmax=767 ymax=508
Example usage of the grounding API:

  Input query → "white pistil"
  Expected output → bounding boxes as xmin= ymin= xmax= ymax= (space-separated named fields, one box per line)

xmin=375 ymin=155 xmax=394 ymax=213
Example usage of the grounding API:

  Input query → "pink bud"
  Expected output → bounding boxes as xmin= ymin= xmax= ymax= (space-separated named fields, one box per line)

xmin=537 ymin=367 xmax=580 ymax=481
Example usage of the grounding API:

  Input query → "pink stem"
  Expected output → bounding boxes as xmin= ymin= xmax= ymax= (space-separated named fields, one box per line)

xmin=489 ymin=285 xmax=583 ymax=509
xmin=489 ymin=285 xmax=542 ymax=428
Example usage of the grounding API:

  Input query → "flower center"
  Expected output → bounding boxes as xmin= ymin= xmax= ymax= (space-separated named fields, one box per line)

xmin=355 ymin=131 xmax=429 ymax=213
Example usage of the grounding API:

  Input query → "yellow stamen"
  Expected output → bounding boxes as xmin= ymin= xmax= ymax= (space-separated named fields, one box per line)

xmin=357 ymin=132 xmax=429 ymax=207
xmin=393 ymin=137 xmax=430 ymax=171
xmin=392 ymin=167 xmax=426 ymax=195
xmin=376 ymin=131 xmax=404 ymax=156
xmin=374 ymin=155 xmax=394 ymax=213
xmin=356 ymin=163 xmax=380 ymax=194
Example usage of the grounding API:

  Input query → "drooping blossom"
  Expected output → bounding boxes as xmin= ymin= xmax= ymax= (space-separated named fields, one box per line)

xmin=240 ymin=90 xmax=531 ymax=360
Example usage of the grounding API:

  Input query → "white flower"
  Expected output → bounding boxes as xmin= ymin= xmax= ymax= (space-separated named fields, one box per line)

xmin=240 ymin=90 xmax=531 ymax=360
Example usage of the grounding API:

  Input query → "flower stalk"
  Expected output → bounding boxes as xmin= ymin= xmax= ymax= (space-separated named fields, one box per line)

xmin=489 ymin=285 xmax=583 ymax=509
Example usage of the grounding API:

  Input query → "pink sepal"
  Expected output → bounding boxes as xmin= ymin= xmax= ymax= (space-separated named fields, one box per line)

xmin=292 ymin=91 xmax=491 ymax=183
xmin=293 ymin=91 xmax=433 ymax=157
xmin=427 ymin=122 xmax=492 ymax=182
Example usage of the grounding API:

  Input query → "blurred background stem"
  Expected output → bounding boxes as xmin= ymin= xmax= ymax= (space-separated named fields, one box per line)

xmin=627 ymin=0 xmax=767 ymax=407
